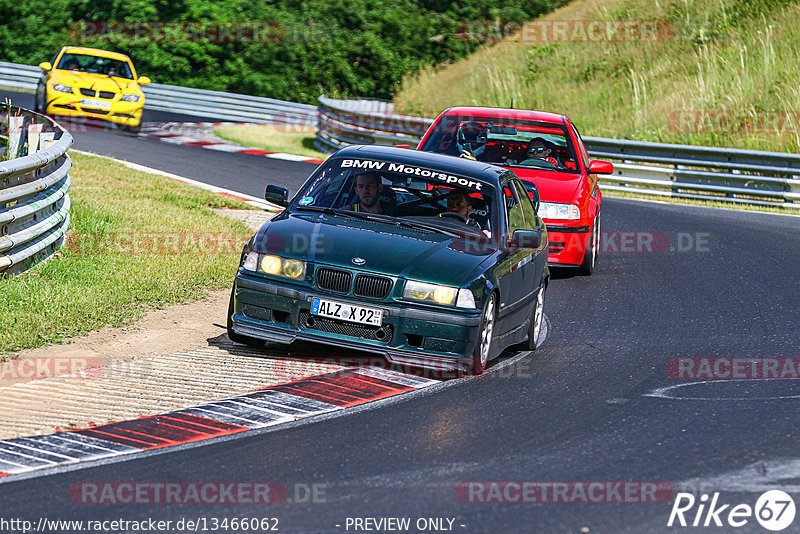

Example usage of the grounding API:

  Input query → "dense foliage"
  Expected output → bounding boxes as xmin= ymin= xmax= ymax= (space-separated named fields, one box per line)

xmin=0 ymin=0 xmax=565 ymax=103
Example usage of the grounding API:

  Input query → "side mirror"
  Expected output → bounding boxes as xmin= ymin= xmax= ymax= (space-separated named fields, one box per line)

xmin=138 ymin=76 xmax=151 ymax=85
xmin=589 ymin=160 xmax=613 ymax=174
xmin=524 ymin=183 xmax=541 ymax=213
xmin=39 ymin=62 xmax=52 ymax=72
xmin=510 ymin=229 xmax=541 ymax=249
xmin=265 ymin=184 xmax=289 ymax=207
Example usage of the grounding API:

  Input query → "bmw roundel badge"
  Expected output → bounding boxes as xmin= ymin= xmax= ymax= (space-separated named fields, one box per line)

xmin=352 ymin=257 xmax=366 ymax=265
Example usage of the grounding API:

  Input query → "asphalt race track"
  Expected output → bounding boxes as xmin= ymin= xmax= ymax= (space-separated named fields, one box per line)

xmin=0 ymin=89 xmax=319 ymax=197
xmin=1 ymin=89 xmax=799 ymax=533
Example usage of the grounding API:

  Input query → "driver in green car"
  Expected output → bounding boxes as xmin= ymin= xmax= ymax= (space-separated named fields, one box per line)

xmin=349 ymin=172 xmax=384 ymax=214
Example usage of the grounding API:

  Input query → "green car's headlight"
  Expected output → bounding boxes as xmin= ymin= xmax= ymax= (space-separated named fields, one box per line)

xmin=52 ymin=83 xmax=73 ymax=94
xmin=403 ymin=280 xmax=476 ymax=308
xmin=242 ymin=252 xmax=306 ymax=280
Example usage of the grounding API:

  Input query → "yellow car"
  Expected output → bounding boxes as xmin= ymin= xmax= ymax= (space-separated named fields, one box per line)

xmin=34 ymin=46 xmax=151 ymax=132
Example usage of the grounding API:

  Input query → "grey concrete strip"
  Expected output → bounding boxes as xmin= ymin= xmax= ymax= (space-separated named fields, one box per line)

xmin=0 ymin=344 xmax=345 ymax=439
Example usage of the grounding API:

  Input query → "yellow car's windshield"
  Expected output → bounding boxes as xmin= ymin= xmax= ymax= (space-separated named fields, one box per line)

xmin=56 ymin=53 xmax=134 ymax=80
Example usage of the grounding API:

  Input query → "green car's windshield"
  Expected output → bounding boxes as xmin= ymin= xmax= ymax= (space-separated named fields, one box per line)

xmin=292 ymin=157 xmax=497 ymax=234
xmin=419 ymin=115 xmax=581 ymax=174
xmin=57 ymin=53 xmax=134 ymax=79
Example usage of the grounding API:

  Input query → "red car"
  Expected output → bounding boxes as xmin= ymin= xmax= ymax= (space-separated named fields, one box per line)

xmin=417 ymin=107 xmax=613 ymax=274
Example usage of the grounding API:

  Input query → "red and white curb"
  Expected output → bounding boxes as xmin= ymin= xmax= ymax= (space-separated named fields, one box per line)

xmin=139 ymin=122 xmax=325 ymax=164
xmin=71 ymin=149 xmax=280 ymax=211
xmin=0 ymin=367 xmax=437 ymax=479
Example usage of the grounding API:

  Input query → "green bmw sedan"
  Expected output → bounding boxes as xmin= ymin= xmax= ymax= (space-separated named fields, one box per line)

xmin=227 ymin=145 xmax=549 ymax=375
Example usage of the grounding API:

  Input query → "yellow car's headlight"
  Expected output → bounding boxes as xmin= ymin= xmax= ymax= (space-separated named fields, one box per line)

xmin=52 ymin=83 xmax=73 ymax=94
xmin=242 ymin=252 xmax=306 ymax=280
xmin=120 ymin=94 xmax=140 ymax=102
xmin=403 ymin=280 xmax=475 ymax=308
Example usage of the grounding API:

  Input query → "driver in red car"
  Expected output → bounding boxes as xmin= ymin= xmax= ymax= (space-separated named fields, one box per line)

xmin=523 ymin=137 xmax=560 ymax=168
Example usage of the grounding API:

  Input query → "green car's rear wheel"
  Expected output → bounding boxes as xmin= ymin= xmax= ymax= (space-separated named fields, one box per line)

xmin=470 ymin=292 xmax=496 ymax=375
xmin=520 ymin=285 xmax=545 ymax=351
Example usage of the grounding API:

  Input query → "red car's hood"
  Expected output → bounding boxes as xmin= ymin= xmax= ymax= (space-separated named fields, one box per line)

xmin=506 ymin=167 xmax=581 ymax=203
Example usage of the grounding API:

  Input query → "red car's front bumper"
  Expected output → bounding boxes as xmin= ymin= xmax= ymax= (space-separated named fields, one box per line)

xmin=544 ymin=220 xmax=592 ymax=266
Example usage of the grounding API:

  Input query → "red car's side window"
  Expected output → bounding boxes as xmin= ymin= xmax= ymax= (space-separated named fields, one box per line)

xmin=571 ymin=124 xmax=590 ymax=171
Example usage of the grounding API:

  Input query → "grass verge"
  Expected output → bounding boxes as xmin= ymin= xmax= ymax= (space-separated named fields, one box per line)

xmin=394 ymin=0 xmax=800 ymax=154
xmin=214 ymin=124 xmax=327 ymax=159
xmin=0 ymin=151 xmax=256 ymax=357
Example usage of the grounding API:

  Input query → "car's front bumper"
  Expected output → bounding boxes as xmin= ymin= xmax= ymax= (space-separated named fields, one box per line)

xmin=545 ymin=221 xmax=592 ymax=266
xmin=231 ymin=271 xmax=483 ymax=373
xmin=45 ymin=93 xmax=143 ymax=127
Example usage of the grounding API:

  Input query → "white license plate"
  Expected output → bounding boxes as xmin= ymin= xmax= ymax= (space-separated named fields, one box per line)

xmin=310 ymin=298 xmax=383 ymax=326
xmin=81 ymin=98 xmax=111 ymax=110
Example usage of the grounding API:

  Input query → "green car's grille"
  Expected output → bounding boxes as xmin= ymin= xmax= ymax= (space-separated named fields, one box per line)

xmin=300 ymin=310 xmax=393 ymax=343
xmin=315 ymin=267 xmax=352 ymax=294
xmin=315 ymin=268 xmax=393 ymax=299
xmin=354 ymin=274 xmax=393 ymax=299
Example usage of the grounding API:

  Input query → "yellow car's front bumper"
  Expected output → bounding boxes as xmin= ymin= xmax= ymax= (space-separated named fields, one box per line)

xmin=45 ymin=91 xmax=143 ymax=127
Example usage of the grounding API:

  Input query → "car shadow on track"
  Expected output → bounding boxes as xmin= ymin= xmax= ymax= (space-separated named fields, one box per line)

xmin=548 ymin=266 xmax=584 ymax=280
xmin=207 ymin=331 xmax=542 ymax=382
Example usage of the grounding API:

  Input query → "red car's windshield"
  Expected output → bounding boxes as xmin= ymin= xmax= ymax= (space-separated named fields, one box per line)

xmin=419 ymin=115 xmax=581 ymax=174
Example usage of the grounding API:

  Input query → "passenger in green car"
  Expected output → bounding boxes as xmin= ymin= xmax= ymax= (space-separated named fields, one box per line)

xmin=443 ymin=188 xmax=482 ymax=230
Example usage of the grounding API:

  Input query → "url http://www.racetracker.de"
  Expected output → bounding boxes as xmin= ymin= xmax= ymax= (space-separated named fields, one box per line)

xmin=0 ymin=516 xmax=281 ymax=533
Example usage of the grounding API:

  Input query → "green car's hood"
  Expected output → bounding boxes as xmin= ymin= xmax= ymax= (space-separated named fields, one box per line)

xmin=254 ymin=212 xmax=497 ymax=286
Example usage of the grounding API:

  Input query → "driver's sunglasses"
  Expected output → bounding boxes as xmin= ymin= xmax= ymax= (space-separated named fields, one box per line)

xmin=529 ymin=147 xmax=547 ymax=154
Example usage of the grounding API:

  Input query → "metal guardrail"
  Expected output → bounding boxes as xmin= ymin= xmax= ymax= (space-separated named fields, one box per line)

xmin=315 ymin=96 xmax=430 ymax=152
xmin=0 ymin=61 xmax=317 ymax=125
xmin=1 ymin=106 xmax=72 ymax=276
xmin=316 ymin=97 xmax=800 ymax=209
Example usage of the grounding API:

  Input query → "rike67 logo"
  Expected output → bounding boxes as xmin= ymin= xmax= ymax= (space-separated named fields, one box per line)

xmin=668 ymin=490 xmax=796 ymax=531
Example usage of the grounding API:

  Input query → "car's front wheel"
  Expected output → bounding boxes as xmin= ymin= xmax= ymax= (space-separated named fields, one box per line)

xmin=578 ymin=213 xmax=599 ymax=275
xmin=469 ymin=292 xmax=496 ymax=375
xmin=226 ymin=286 xmax=263 ymax=348
xmin=122 ymin=121 xmax=141 ymax=134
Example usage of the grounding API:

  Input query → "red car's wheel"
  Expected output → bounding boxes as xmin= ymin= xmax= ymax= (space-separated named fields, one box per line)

xmin=578 ymin=214 xmax=599 ymax=275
